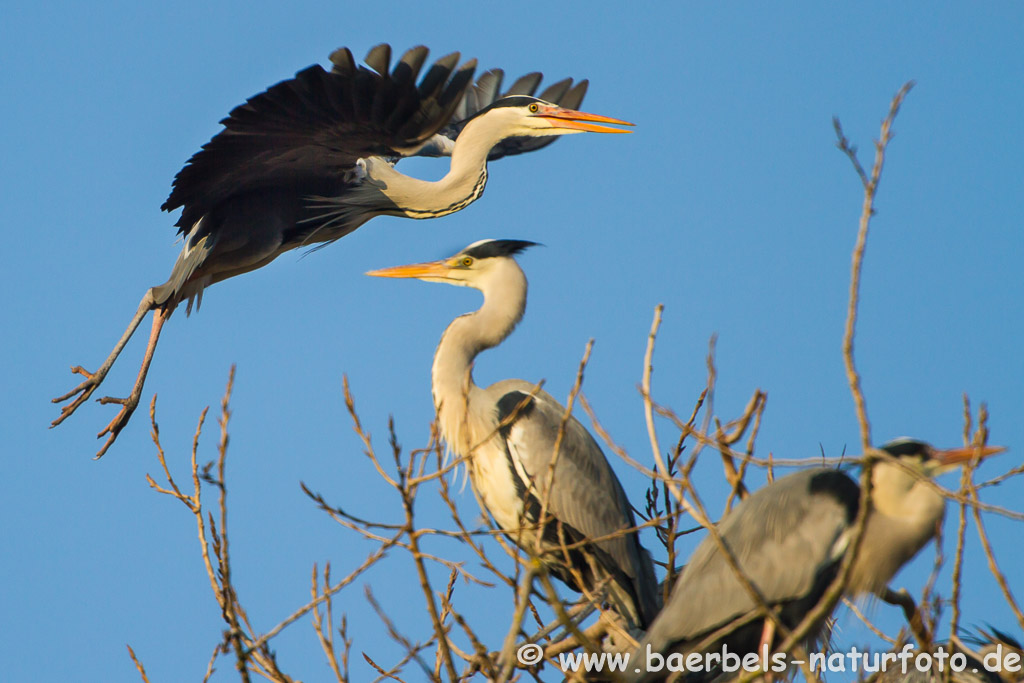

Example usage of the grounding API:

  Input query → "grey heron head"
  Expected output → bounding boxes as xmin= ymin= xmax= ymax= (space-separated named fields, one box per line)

xmin=467 ymin=95 xmax=633 ymax=137
xmin=874 ymin=437 xmax=1005 ymax=478
xmin=366 ymin=239 xmax=539 ymax=288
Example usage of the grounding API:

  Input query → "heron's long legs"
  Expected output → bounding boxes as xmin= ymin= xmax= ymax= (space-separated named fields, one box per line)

xmin=90 ymin=307 xmax=168 ymax=458
xmin=51 ymin=290 xmax=168 ymax=457
xmin=51 ymin=291 xmax=157 ymax=422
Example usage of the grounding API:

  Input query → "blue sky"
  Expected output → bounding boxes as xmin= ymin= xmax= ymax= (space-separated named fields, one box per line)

xmin=4 ymin=2 xmax=1023 ymax=681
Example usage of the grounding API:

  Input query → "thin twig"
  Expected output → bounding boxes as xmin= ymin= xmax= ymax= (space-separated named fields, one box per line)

xmin=834 ymin=80 xmax=914 ymax=453
xmin=126 ymin=645 xmax=152 ymax=683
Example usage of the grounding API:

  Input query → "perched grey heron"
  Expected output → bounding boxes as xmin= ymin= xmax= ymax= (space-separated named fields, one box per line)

xmin=632 ymin=438 xmax=1005 ymax=682
xmin=367 ymin=239 xmax=660 ymax=630
xmin=52 ymin=43 xmax=631 ymax=457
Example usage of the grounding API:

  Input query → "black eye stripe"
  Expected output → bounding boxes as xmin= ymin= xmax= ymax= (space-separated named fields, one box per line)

xmin=460 ymin=240 xmax=539 ymax=260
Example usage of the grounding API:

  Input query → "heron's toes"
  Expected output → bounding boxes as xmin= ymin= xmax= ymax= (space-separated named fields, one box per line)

xmin=70 ymin=365 xmax=97 ymax=381
xmin=94 ymin=396 xmax=139 ymax=458
xmin=50 ymin=366 xmax=103 ymax=427
xmin=97 ymin=395 xmax=132 ymax=408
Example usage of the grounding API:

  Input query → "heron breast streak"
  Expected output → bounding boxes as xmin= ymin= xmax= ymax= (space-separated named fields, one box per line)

xmin=402 ymin=168 xmax=488 ymax=219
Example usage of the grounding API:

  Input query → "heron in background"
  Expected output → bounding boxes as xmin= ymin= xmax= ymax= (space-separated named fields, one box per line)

xmin=631 ymin=438 xmax=1005 ymax=682
xmin=52 ymin=43 xmax=632 ymax=457
xmin=871 ymin=627 xmax=1024 ymax=683
xmin=367 ymin=239 xmax=660 ymax=630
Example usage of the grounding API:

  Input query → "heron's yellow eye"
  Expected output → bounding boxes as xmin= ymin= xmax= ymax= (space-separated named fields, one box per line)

xmin=460 ymin=257 xmax=473 ymax=267
xmin=528 ymin=103 xmax=539 ymax=113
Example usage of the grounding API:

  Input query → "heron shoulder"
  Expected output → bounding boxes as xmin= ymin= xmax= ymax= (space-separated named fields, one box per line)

xmin=487 ymin=380 xmax=606 ymax=474
xmin=712 ymin=468 xmax=858 ymax=553
xmin=652 ymin=468 xmax=858 ymax=645
xmin=488 ymin=381 xmax=640 ymax=540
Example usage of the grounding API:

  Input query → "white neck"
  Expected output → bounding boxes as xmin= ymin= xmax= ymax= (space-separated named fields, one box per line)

xmin=365 ymin=114 xmax=518 ymax=218
xmin=850 ymin=462 xmax=946 ymax=594
xmin=431 ymin=261 xmax=527 ymax=454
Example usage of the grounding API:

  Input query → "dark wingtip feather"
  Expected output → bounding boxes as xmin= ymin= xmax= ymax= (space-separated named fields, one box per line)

xmin=538 ymin=77 xmax=572 ymax=104
xmin=416 ymin=51 xmax=460 ymax=98
xmin=505 ymin=72 xmax=543 ymax=97
xmin=397 ymin=45 xmax=429 ymax=81
xmin=433 ymin=51 xmax=461 ymax=73
xmin=440 ymin=58 xmax=477 ymax=107
xmin=364 ymin=43 xmax=392 ymax=75
xmin=472 ymin=70 xmax=504 ymax=108
xmin=990 ymin=627 xmax=1022 ymax=650
xmin=329 ymin=47 xmax=356 ymax=75
xmin=562 ymin=80 xmax=588 ymax=110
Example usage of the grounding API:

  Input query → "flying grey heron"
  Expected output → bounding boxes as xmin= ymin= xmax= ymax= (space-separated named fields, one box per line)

xmin=51 ymin=43 xmax=632 ymax=457
xmin=367 ymin=239 xmax=660 ymax=630
xmin=631 ymin=438 xmax=1005 ymax=682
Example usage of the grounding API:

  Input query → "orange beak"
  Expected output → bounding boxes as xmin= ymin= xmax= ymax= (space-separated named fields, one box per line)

xmin=934 ymin=444 xmax=1006 ymax=466
xmin=366 ymin=260 xmax=451 ymax=280
xmin=535 ymin=104 xmax=634 ymax=133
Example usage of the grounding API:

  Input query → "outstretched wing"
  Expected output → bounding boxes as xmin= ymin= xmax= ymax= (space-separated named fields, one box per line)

xmin=432 ymin=69 xmax=589 ymax=161
xmin=490 ymin=380 xmax=659 ymax=626
xmin=162 ymin=44 xmax=477 ymax=232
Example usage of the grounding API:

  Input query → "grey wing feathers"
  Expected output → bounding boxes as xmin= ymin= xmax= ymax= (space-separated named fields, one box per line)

xmin=162 ymin=44 xmax=476 ymax=233
xmin=505 ymin=72 xmax=545 ymax=96
xmin=491 ymin=381 xmax=658 ymax=625
xmin=433 ymin=71 xmax=590 ymax=161
xmin=643 ymin=469 xmax=857 ymax=652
